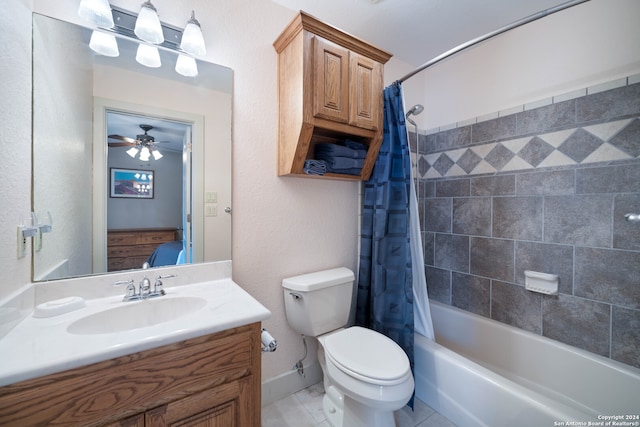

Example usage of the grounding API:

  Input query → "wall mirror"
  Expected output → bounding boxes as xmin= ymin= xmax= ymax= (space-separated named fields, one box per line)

xmin=32 ymin=12 xmax=233 ymax=282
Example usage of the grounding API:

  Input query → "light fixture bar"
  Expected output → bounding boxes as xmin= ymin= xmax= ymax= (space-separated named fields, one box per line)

xmin=110 ymin=5 xmax=183 ymax=50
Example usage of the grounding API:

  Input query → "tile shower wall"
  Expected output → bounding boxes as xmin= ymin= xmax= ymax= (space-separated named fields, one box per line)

xmin=413 ymin=80 xmax=640 ymax=369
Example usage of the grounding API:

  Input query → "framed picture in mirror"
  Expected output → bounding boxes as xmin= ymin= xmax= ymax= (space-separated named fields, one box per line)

xmin=110 ymin=168 xmax=154 ymax=199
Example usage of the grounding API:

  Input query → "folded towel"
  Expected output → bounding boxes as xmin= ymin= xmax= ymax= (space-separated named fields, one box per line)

xmin=344 ymin=139 xmax=368 ymax=152
xmin=315 ymin=142 xmax=367 ymax=159
xmin=315 ymin=154 xmax=365 ymax=170
xmin=303 ymin=159 xmax=326 ymax=175
xmin=325 ymin=165 xmax=362 ymax=176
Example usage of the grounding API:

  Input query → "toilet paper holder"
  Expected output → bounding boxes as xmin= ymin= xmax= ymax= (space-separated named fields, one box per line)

xmin=261 ymin=328 xmax=277 ymax=353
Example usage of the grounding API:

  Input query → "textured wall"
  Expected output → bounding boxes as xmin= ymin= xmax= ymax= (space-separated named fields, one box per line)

xmin=415 ymin=80 xmax=640 ymax=368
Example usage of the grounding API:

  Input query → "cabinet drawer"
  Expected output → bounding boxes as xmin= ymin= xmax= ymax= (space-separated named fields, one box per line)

xmin=137 ymin=231 xmax=175 ymax=244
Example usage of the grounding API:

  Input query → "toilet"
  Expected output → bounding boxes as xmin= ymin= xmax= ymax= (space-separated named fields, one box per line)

xmin=282 ymin=267 xmax=414 ymax=427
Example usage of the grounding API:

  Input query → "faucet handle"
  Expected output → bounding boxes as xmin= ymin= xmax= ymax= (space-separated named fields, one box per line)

xmin=153 ymin=274 xmax=176 ymax=294
xmin=113 ymin=279 xmax=136 ymax=298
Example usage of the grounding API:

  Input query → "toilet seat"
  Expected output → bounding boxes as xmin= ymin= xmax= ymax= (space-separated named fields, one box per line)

xmin=322 ymin=326 xmax=411 ymax=386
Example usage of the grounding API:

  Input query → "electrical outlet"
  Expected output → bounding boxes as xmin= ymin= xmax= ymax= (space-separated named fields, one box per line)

xmin=17 ymin=226 xmax=26 ymax=258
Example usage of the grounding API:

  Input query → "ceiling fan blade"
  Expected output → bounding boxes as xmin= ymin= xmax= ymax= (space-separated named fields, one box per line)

xmin=108 ymin=142 xmax=135 ymax=147
xmin=108 ymin=134 xmax=136 ymax=143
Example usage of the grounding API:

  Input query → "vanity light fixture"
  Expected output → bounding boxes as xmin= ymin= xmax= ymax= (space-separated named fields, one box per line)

xmin=175 ymin=54 xmax=198 ymax=77
xmin=89 ymin=30 xmax=119 ymax=57
xmin=78 ymin=2 xmax=206 ymax=78
xmin=78 ymin=0 xmax=114 ymax=28
xmin=136 ymin=43 xmax=162 ymax=68
xmin=134 ymin=1 xmax=164 ymax=45
xmin=180 ymin=11 xmax=206 ymax=56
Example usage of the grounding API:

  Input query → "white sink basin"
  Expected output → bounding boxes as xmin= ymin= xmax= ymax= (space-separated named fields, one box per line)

xmin=67 ymin=296 xmax=207 ymax=335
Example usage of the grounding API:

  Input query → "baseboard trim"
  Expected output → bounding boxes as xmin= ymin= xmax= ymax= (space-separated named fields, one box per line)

xmin=261 ymin=361 xmax=323 ymax=407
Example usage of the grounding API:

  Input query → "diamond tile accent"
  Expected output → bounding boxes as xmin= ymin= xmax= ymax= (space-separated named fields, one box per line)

xmin=456 ymin=149 xmax=482 ymax=173
xmin=557 ymin=128 xmax=604 ymax=163
xmin=584 ymin=118 xmax=632 ymax=141
xmin=518 ymin=136 xmax=556 ymax=167
xmin=418 ymin=156 xmax=430 ymax=177
xmin=432 ymin=153 xmax=455 ymax=176
xmin=582 ymin=143 xmax=633 ymax=164
xmin=484 ymin=143 xmax=515 ymax=170
xmin=609 ymin=118 xmax=640 ymax=157
xmin=415 ymin=115 xmax=639 ymax=178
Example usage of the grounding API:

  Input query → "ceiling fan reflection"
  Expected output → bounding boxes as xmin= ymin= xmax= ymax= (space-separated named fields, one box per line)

xmin=108 ymin=124 xmax=166 ymax=160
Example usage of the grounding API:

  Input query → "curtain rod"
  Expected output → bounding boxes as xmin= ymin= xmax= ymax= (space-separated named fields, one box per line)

xmin=398 ymin=0 xmax=590 ymax=83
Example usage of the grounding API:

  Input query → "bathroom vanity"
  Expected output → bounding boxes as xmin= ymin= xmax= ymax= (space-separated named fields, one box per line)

xmin=0 ymin=269 xmax=270 ymax=427
xmin=0 ymin=324 xmax=259 ymax=426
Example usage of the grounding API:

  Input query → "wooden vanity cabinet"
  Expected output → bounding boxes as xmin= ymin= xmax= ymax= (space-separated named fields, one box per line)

xmin=0 ymin=323 xmax=261 ymax=427
xmin=274 ymin=11 xmax=392 ymax=181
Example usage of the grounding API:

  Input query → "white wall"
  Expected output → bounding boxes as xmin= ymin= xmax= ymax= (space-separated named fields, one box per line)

xmin=416 ymin=0 xmax=640 ymax=129
xmin=0 ymin=0 xmax=33 ymax=295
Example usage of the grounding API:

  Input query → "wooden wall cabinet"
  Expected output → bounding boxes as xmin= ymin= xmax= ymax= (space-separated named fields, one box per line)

xmin=0 ymin=323 xmax=261 ymax=427
xmin=274 ymin=11 xmax=392 ymax=181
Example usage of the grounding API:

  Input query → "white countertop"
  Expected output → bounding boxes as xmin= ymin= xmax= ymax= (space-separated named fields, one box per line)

xmin=0 ymin=278 xmax=270 ymax=387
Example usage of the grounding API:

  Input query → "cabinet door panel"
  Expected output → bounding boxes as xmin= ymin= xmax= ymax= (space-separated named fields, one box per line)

xmin=313 ymin=36 xmax=349 ymax=124
xmin=104 ymin=413 xmax=145 ymax=427
xmin=146 ymin=377 xmax=256 ymax=427
xmin=349 ymin=53 xmax=382 ymax=131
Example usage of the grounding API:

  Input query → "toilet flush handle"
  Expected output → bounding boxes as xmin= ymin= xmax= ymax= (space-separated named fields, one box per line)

xmin=289 ymin=292 xmax=303 ymax=300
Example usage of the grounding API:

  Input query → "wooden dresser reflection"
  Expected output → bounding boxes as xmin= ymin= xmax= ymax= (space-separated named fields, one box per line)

xmin=107 ymin=228 xmax=177 ymax=271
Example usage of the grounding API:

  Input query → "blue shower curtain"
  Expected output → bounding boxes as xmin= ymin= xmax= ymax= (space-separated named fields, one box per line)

xmin=356 ymin=82 xmax=415 ymax=373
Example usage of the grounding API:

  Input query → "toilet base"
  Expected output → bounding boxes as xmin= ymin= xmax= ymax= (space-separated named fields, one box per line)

xmin=322 ymin=388 xmax=343 ymax=427
xmin=322 ymin=385 xmax=396 ymax=427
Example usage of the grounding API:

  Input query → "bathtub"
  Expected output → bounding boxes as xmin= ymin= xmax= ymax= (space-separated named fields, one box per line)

xmin=414 ymin=301 xmax=640 ymax=427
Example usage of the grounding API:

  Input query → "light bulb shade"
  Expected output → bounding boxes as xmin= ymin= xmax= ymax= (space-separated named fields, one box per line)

xmin=175 ymin=54 xmax=198 ymax=77
xmin=152 ymin=149 xmax=163 ymax=160
xmin=89 ymin=31 xmax=119 ymax=57
xmin=134 ymin=1 xmax=164 ymax=44
xmin=139 ymin=146 xmax=151 ymax=161
xmin=180 ymin=11 xmax=206 ymax=56
xmin=135 ymin=44 xmax=161 ymax=68
xmin=78 ymin=0 xmax=114 ymax=28
xmin=126 ymin=147 xmax=139 ymax=158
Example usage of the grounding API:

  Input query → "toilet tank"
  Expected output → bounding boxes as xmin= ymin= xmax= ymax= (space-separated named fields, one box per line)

xmin=282 ymin=267 xmax=355 ymax=337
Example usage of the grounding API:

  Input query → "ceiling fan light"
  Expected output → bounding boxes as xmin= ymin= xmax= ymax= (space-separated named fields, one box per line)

xmin=134 ymin=1 xmax=164 ymax=44
xmin=175 ymin=54 xmax=198 ymax=77
xmin=126 ymin=146 xmax=139 ymax=158
xmin=78 ymin=0 xmax=114 ymax=28
xmin=139 ymin=146 xmax=151 ymax=161
xmin=89 ymin=31 xmax=119 ymax=57
xmin=180 ymin=11 xmax=206 ymax=56
xmin=152 ymin=149 xmax=163 ymax=160
xmin=135 ymin=44 xmax=161 ymax=68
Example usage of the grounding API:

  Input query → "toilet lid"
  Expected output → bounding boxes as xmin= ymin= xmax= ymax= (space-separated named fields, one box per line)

xmin=323 ymin=326 xmax=410 ymax=382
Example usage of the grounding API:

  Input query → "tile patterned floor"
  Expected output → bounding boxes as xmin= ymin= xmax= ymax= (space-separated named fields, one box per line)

xmin=261 ymin=383 xmax=457 ymax=427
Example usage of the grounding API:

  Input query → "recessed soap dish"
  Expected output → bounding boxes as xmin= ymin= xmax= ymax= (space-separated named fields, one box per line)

xmin=33 ymin=296 xmax=86 ymax=318
xmin=524 ymin=270 xmax=558 ymax=295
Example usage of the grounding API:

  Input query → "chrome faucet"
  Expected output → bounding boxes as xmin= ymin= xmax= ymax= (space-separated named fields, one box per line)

xmin=113 ymin=274 xmax=176 ymax=302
